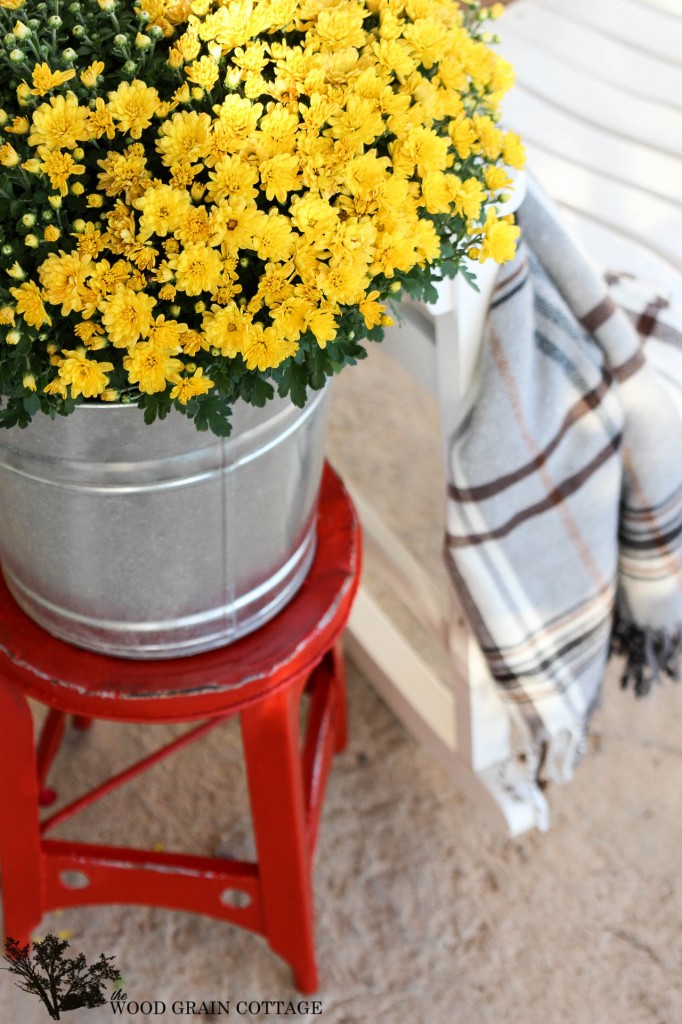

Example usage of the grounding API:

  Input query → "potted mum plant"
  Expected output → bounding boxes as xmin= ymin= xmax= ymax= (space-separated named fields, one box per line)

xmin=0 ymin=0 xmax=523 ymax=657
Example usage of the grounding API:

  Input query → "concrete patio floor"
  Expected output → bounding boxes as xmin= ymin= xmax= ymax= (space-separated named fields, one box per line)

xmin=2 ymin=348 xmax=681 ymax=1024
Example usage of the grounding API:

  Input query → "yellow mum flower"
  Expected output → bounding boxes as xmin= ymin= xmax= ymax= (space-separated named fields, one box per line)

xmin=242 ymin=323 xmax=297 ymax=371
xmin=473 ymin=115 xmax=503 ymax=161
xmin=87 ymin=97 xmax=116 ymax=140
xmin=156 ymin=110 xmax=212 ymax=167
xmin=30 ymin=63 xmax=76 ymax=97
xmin=148 ymin=315 xmax=187 ymax=353
xmin=212 ymin=95 xmax=263 ymax=151
xmin=0 ymin=306 xmax=15 ymax=325
xmin=358 ymin=290 xmax=386 ymax=329
xmin=175 ymin=243 xmax=224 ymax=296
xmin=201 ymin=303 xmax=251 ymax=357
xmin=10 ymin=280 xmax=52 ymax=328
xmin=28 ymin=94 xmax=90 ymax=151
xmin=0 ymin=143 xmax=20 ymax=166
xmin=73 ymin=222 xmax=110 ymax=261
xmin=124 ymin=343 xmax=184 ymax=394
xmin=5 ymin=115 xmax=29 ymax=134
xmin=206 ymin=153 xmax=259 ymax=203
xmin=44 ymin=377 xmax=68 ymax=398
xmin=101 ymin=286 xmax=157 ymax=347
xmin=38 ymin=251 xmax=89 ymax=314
xmin=259 ymin=153 xmax=300 ymax=203
xmin=448 ymin=176 xmax=487 ymax=221
xmin=97 ymin=144 xmax=150 ymax=202
xmin=43 ymin=225 xmax=60 ymax=242
xmin=503 ymin=130 xmax=526 ymax=170
xmin=80 ymin=61 xmax=105 ymax=89
xmin=38 ymin=148 xmax=85 ymax=196
xmin=135 ymin=183 xmax=191 ymax=240
xmin=169 ymin=367 xmax=214 ymax=404
xmin=107 ymin=80 xmax=160 ymax=139
xmin=402 ymin=18 xmax=445 ymax=70
xmin=478 ymin=210 xmax=520 ymax=264
xmin=58 ymin=348 xmax=114 ymax=398
xmin=185 ymin=56 xmax=220 ymax=91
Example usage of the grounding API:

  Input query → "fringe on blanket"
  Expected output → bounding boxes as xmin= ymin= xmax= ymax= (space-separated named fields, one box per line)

xmin=610 ymin=616 xmax=682 ymax=696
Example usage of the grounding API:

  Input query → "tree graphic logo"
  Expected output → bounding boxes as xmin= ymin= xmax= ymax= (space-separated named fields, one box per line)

xmin=2 ymin=934 xmax=120 ymax=1020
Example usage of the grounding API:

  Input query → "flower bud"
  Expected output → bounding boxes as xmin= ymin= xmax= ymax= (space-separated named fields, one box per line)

xmin=135 ymin=33 xmax=152 ymax=49
xmin=25 ymin=234 xmax=39 ymax=248
xmin=0 ymin=110 xmax=7 ymax=127
xmin=44 ymin=226 xmax=60 ymax=242
xmin=72 ymin=25 xmax=86 ymax=38
xmin=113 ymin=34 xmax=128 ymax=48
xmin=62 ymin=48 xmax=77 ymax=63
xmin=9 ymin=49 xmax=25 ymax=64
xmin=101 ymin=388 xmax=120 ymax=402
xmin=389 ymin=281 xmax=402 ymax=292
xmin=148 ymin=25 xmax=163 ymax=41
xmin=23 ymin=373 xmax=37 ymax=391
xmin=21 ymin=213 xmax=35 ymax=228
xmin=72 ymin=147 xmax=85 ymax=162
xmin=72 ymin=219 xmax=86 ymax=233
xmin=68 ymin=2 xmax=82 ymax=12
xmin=13 ymin=22 xmax=31 ymax=40
xmin=48 ymin=195 xmax=62 ymax=209
xmin=170 ymin=305 xmax=181 ymax=318
xmin=87 ymin=194 xmax=104 ymax=208
xmin=1 ymin=244 xmax=12 ymax=256
xmin=194 ymin=301 xmax=206 ymax=314
xmin=47 ymin=15 xmax=63 ymax=29
xmin=71 ymin=182 xmax=85 ymax=195
xmin=98 ymin=0 xmax=116 ymax=10
xmin=191 ymin=87 xmax=204 ymax=101
xmin=185 ymin=362 xmax=196 ymax=373
xmin=122 ymin=61 xmax=137 ymax=75
xmin=6 ymin=329 xmax=21 ymax=344
xmin=3 ymin=34 xmax=14 ymax=47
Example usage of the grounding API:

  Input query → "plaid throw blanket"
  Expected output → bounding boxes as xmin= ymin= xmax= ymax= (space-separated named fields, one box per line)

xmin=444 ymin=179 xmax=682 ymax=807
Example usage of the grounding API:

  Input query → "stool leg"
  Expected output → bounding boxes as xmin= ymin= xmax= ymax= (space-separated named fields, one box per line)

xmin=241 ymin=684 xmax=318 ymax=994
xmin=331 ymin=641 xmax=349 ymax=754
xmin=0 ymin=677 xmax=43 ymax=946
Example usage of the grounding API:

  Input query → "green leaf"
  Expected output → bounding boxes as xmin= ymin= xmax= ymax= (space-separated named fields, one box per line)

xmin=277 ymin=361 xmax=308 ymax=407
xmin=193 ymin=396 xmax=232 ymax=436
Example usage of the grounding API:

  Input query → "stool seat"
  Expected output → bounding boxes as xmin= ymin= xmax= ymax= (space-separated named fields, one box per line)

xmin=0 ymin=464 xmax=361 ymax=994
xmin=0 ymin=465 xmax=360 ymax=722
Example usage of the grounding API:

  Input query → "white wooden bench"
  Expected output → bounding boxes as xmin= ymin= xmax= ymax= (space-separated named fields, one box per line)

xmin=336 ymin=0 xmax=682 ymax=835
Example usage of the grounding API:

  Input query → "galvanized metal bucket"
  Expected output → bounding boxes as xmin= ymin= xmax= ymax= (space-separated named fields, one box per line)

xmin=0 ymin=386 xmax=330 ymax=658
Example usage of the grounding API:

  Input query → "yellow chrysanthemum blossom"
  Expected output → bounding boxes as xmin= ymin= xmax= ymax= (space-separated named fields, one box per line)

xmin=29 ymin=63 xmax=77 ymax=97
xmin=100 ymin=286 xmax=157 ymax=347
xmin=123 ymin=342 xmax=184 ymax=394
xmin=10 ymin=281 xmax=52 ymax=328
xmin=478 ymin=209 xmax=521 ymax=264
xmin=107 ymin=80 xmax=160 ymax=139
xmin=58 ymin=348 xmax=114 ymax=398
xmin=38 ymin=251 xmax=89 ymax=315
xmin=28 ymin=93 xmax=90 ymax=151
xmin=169 ymin=367 xmax=214 ymax=403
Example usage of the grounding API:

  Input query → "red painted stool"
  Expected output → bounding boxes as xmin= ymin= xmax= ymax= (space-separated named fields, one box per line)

xmin=0 ymin=464 xmax=360 ymax=994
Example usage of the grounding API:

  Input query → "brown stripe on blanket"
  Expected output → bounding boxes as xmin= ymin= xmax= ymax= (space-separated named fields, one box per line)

xmin=612 ymin=348 xmax=645 ymax=384
xmin=446 ymin=434 xmax=622 ymax=548
xmin=621 ymin=448 xmax=682 ymax=586
xmin=579 ymin=295 xmax=617 ymax=333
xmin=448 ymin=370 xmax=614 ymax=502
xmin=488 ymin=324 xmax=614 ymax=593
xmin=637 ymin=296 xmax=670 ymax=340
